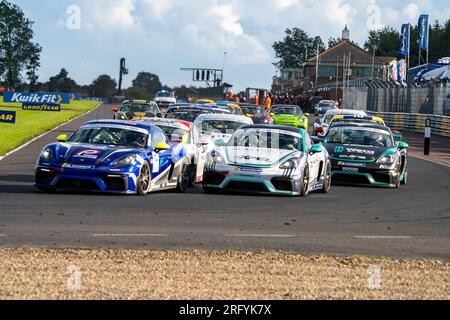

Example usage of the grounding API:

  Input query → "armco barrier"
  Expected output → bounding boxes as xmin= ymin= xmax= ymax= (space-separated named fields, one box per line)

xmin=367 ymin=112 xmax=450 ymax=138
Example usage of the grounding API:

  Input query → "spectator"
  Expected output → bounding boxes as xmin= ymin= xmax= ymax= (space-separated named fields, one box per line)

xmin=264 ymin=93 xmax=273 ymax=110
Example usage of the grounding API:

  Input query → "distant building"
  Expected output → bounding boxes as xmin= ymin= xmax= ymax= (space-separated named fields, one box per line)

xmin=272 ymin=26 xmax=395 ymax=97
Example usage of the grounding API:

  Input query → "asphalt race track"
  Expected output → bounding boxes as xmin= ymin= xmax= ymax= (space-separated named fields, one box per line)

xmin=0 ymin=104 xmax=449 ymax=260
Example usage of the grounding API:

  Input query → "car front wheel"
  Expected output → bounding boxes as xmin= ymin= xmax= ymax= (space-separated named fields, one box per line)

xmin=136 ymin=162 xmax=151 ymax=196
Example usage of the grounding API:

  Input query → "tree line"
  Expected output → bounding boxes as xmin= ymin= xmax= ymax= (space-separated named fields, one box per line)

xmin=273 ymin=20 xmax=450 ymax=70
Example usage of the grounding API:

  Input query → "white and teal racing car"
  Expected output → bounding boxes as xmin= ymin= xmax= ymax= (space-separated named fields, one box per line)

xmin=202 ymin=125 xmax=332 ymax=196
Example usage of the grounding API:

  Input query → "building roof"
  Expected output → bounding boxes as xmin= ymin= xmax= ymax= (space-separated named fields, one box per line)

xmin=306 ymin=40 xmax=387 ymax=66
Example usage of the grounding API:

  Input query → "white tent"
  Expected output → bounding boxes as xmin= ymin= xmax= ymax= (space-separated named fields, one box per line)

xmin=422 ymin=66 xmax=450 ymax=81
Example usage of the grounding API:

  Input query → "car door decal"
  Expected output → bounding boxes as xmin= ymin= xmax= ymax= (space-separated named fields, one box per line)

xmin=152 ymin=152 xmax=160 ymax=173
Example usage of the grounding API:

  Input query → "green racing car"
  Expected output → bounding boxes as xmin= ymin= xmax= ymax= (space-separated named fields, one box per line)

xmin=270 ymin=105 xmax=309 ymax=130
xmin=320 ymin=122 xmax=409 ymax=188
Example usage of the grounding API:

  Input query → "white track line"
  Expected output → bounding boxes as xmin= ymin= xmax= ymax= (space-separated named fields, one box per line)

xmin=92 ymin=234 xmax=168 ymax=238
xmin=409 ymin=154 xmax=450 ymax=168
xmin=226 ymin=234 xmax=296 ymax=238
xmin=353 ymin=236 xmax=412 ymax=239
xmin=0 ymin=103 xmax=103 ymax=162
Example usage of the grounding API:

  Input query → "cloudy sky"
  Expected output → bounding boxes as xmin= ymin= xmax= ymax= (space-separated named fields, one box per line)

xmin=10 ymin=0 xmax=450 ymax=91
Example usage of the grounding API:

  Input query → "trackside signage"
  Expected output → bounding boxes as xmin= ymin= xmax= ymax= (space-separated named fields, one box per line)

xmin=0 ymin=110 xmax=16 ymax=124
xmin=3 ymin=92 xmax=71 ymax=105
xmin=22 ymin=104 xmax=61 ymax=112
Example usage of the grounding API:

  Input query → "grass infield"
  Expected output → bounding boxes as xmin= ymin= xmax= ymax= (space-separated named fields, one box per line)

xmin=0 ymin=96 xmax=100 ymax=156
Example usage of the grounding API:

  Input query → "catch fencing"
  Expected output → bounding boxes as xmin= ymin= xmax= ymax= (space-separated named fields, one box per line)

xmin=343 ymin=86 xmax=450 ymax=115
xmin=343 ymin=85 xmax=450 ymax=137
xmin=367 ymin=112 xmax=450 ymax=138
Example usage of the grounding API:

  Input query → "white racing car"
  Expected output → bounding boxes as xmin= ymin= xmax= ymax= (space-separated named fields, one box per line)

xmin=203 ymin=125 xmax=331 ymax=196
xmin=313 ymin=109 xmax=367 ymax=137
xmin=138 ymin=118 xmax=208 ymax=184
xmin=194 ymin=113 xmax=253 ymax=145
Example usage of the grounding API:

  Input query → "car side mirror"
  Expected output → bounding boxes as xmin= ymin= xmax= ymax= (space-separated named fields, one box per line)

xmin=305 ymin=113 xmax=309 ymax=117
xmin=315 ymin=119 xmax=321 ymax=124
xmin=57 ymin=134 xmax=67 ymax=142
xmin=154 ymin=141 xmax=170 ymax=152
xmin=112 ymin=107 xmax=119 ymax=112
xmin=397 ymin=141 xmax=409 ymax=150
xmin=310 ymin=145 xmax=323 ymax=154
xmin=270 ymin=113 xmax=275 ymax=117
xmin=156 ymin=112 xmax=163 ymax=118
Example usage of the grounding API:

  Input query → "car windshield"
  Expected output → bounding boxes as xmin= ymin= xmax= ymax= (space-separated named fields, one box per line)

xmin=326 ymin=126 xmax=394 ymax=148
xmin=229 ymin=107 xmax=243 ymax=115
xmin=272 ymin=106 xmax=303 ymax=116
xmin=70 ymin=126 xmax=148 ymax=148
xmin=241 ymin=106 xmax=266 ymax=116
xmin=199 ymin=120 xmax=247 ymax=134
xmin=121 ymin=104 xmax=156 ymax=113
xmin=165 ymin=109 xmax=211 ymax=122
xmin=228 ymin=129 xmax=303 ymax=151
xmin=319 ymin=102 xmax=335 ymax=107
xmin=157 ymin=92 xmax=173 ymax=98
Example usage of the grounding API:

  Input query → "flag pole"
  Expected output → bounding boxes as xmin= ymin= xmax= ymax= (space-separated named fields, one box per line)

xmin=426 ymin=20 xmax=430 ymax=64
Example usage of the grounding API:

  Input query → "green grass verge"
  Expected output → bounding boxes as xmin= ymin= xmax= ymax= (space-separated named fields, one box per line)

xmin=0 ymin=96 xmax=100 ymax=156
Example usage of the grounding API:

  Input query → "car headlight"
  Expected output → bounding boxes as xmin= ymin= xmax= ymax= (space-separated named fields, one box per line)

xmin=279 ymin=158 xmax=299 ymax=169
xmin=112 ymin=154 xmax=137 ymax=167
xmin=377 ymin=154 xmax=395 ymax=165
xmin=41 ymin=147 xmax=54 ymax=160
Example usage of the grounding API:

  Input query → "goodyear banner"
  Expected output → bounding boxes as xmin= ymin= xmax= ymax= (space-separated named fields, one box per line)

xmin=3 ymin=92 xmax=71 ymax=105
xmin=22 ymin=104 xmax=61 ymax=112
xmin=418 ymin=14 xmax=429 ymax=50
xmin=0 ymin=110 xmax=16 ymax=124
xmin=399 ymin=24 xmax=410 ymax=56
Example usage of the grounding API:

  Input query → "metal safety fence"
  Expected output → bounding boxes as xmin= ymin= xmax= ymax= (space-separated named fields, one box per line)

xmin=367 ymin=111 xmax=450 ymax=138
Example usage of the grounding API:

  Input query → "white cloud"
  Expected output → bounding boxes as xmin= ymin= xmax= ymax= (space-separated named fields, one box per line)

xmin=403 ymin=3 xmax=420 ymax=20
xmin=91 ymin=0 xmax=138 ymax=29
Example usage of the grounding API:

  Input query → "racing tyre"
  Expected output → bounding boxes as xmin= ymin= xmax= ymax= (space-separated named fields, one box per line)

xmin=401 ymin=166 xmax=408 ymax=185
xmin=202 ymin=186 xmax=219 ymax=194
xmin=136 ymin=162 xmax=151 ymax=196
xmin=300 ymin=166 xmax=310 ymax=197
xmin=176 ymin=163 xmax=190 ymax=193
xmin=189 ymin=159 xmax=197 ymax=187
xmin=320 ymin=161 xmax=332 ymax=193
xmin=36 ymin=186 xmax=56 ymax=193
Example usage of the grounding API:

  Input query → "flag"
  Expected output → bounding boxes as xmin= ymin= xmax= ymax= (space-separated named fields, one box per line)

xmin=418 ymin=14 xmax=429 ymax=49
xmin=399 ymin=23 xmax=410 ymax=56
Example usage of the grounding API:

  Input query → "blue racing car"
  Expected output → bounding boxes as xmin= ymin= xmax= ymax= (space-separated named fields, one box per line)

xmin=35 ymin=120 xmax=191 ymax=195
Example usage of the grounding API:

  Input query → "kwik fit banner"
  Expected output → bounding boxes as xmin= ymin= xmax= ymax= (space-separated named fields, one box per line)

xmin=418 ymin=14 xmax=429 ymax=50
xmin=3 ymin=92 xmax=71 ymax=105
xmin=399 ymin=24 xmax=410 ymax=56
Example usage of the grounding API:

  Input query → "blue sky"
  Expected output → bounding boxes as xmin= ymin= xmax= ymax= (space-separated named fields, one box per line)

xmin=9 ymin=0 xmax=450 ymax=92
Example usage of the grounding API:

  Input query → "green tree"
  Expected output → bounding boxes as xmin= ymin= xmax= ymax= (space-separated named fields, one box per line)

xmin=0 ymin=0 xmax=42 ymax=87
xmin=272 ymin=28 xmax=325 ymax=69
xmin=132 ymin=72 xmax=162 ymax=98
xmin=364 ymin=26 xmax=400 ymax=58
xmin=328 ymin=37 xmax=341 ymax=48
xmin=46 ymin=68 xmax=78 ymax=92
xmin=124 ymin=86 xmax=150 ymax=100
xmin=92 ymin=74 xmax=117 ymax=98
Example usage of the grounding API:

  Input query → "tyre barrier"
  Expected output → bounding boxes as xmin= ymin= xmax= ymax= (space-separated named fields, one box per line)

xmin=367 ymin=112 xmax=450 ymax=138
